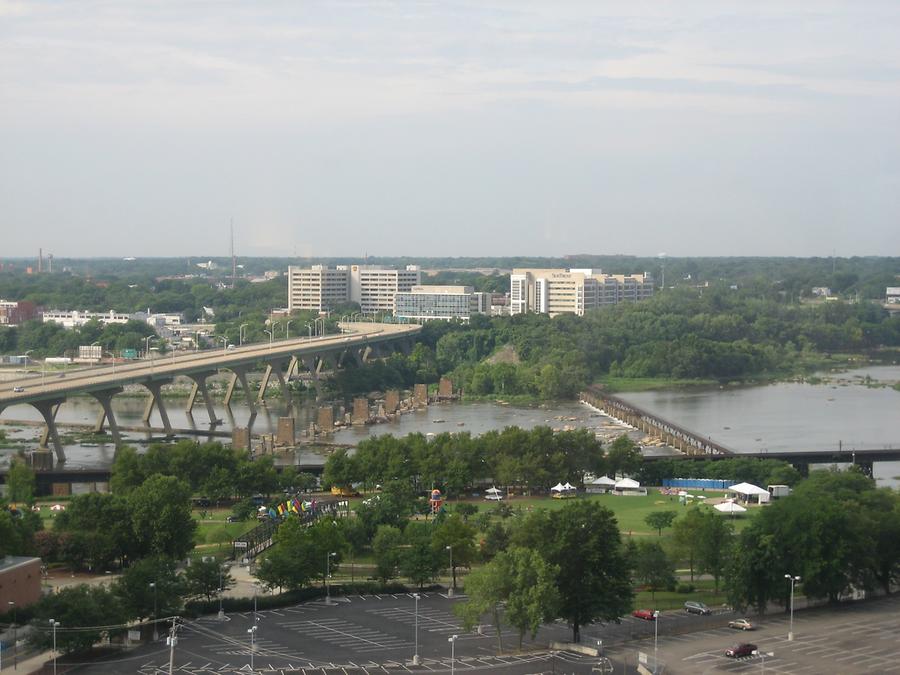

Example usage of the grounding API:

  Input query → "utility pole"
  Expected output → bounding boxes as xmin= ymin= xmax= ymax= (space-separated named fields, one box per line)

xmin=230 ymin=218 xmax=236 ymax=289
xmin=166 ymin=620 xmax=179 ymax=675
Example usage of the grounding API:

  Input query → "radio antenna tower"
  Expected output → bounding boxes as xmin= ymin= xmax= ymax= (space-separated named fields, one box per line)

xmin=230 ymin=218 xmax=236 ymax=288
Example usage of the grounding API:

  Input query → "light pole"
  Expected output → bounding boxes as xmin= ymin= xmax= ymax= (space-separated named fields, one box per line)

xmin=49 ymin=619 xmax=60 ymax=675
xmin=247 ymin=625 xmax=257 ymax=672
xmin=218 ymin=563 xmax=226 ymax=620
xmin=90 ymin=341 xmax=100 ymax=368
xmin=285 ymin=320 xmax=293 ymax=339
xmin=326 ymin=552 xmax=336 ymax=605
xmin=217 ymin=335 xmax=228 ymax=352
xmin=150 ymin=581 xmax=159 ymax=640
xmin=315 ymin=317 xmax=326 ymax=336
xmin=144 ymin=335 xmax=154 ymax=359
xmin=9 ymin=600 xmax=16 ymax=670
xmin=306 ymin=323 xmax=313 ymax=340
xmin=446 ymin=545 xmax=454 ymax=597
xmin=239 ymin=323 xmax=249 ymax=346
xmin=264 ymin=328 xmax=274 ymax=351
xmin=412 ymin=592 xmax=420 ymax=665
xmin=785 ymin=574 xmax=800 ymax=641
xmin=448 ymin=634 xmax=458 ymax=675
xmin=653 ymin=610 xmax=660 ymax=670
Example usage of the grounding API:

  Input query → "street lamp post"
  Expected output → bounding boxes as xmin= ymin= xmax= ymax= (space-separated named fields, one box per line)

xmin=9 ymin=600 xmax=16 ymax=670
xmin=239 ymin=323 xmax=249 ymax=346
xmin=653 ymin=610 xmax=660 ymax=670
xmin=412 ymin=592 xmax=420 ymax=665
xmin=90 ymin=341 xmax=100 ymax=368
xmin=446 ymin=545 xmax=454 ymax=597
xmin=150 ymin=582 xmax=159 ymax=640
xmin=247 ymin=625 xmax=257 ymax=672
xmin=306 ymin=323 xmax=313 ymax=340
xmin=785 ymin=574 xmax=800 ymax=641
xmin=264 ymin=329 xmax=274 ymax=351
xmin=144 ymin=335 xmax=154 ymax=359
xmin=285 ymin=320 xmax=293 ymax=339
xmin=49 ymin=619 xmax=60 ymax=675
xmin=448 ymin=634 xmax=458 ymax=675
xmin=217 ymin=335 xmax=228 ymax=352
xmin=326 ymin=552 xmax=336 ymax=605
xmin=218 ymin=564 xmax=226 ymax=620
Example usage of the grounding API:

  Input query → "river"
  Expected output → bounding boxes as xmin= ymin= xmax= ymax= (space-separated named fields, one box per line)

xmin=618 ymin=364 xmax=900 ymax=487
xmin=2 ymin=365 xmax=899 ymax=487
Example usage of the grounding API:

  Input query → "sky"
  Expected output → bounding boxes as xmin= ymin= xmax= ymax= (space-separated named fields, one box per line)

xmin=1 ymin=1 xmax=899 ymax=259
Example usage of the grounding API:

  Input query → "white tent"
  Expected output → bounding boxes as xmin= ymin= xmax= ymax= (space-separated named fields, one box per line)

xmin=485 ymin=487 xmax=503 ymax=501
xmin=591 ymin=476 xmax=617 ymax=486
xmin=551 ymin=483 xmax=566 ymax=492
xmin=613 ymin=477 xmax=647 ymax=496
xmin=562 ymin=482 xmax=576 ymax=491
xmin=714 ymin=501 xmax=748 ymax=514
xmin=728 ymin=482 xmax=771 ymax=504
xmin=586 ymin=476 xmax=616 ymax=494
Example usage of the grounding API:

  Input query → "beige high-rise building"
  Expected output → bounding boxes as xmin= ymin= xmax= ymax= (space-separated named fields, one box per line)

xmin=349 ymin=265 xmax=421 ymax=313
xmin=287 ymin=264 xmax=422 ymax=313
xmin=510 ymin=268 xmax=653 ymax=316
xmin=287 ymin=265 xmax=351 ymax=312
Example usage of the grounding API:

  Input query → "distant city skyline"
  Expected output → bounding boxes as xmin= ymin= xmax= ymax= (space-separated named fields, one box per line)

xmin=1 ymin=1 xmax=898 ymax=258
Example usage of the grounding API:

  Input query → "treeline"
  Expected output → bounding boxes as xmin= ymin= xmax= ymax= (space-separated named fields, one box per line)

xmin=322 ymin=427 xmax=632 ymax=495
xmin=110 ymin=441 xmax=280 ymax=501
xmin=727 ymin=470 xmax=900 ymax=609
xmin=637 ymin=456 xmax=802 ymax=488
xmin=327 ymin=286 xmax=900 ymax=399
xmin=0 ymin=318 xmax=157 ymax=359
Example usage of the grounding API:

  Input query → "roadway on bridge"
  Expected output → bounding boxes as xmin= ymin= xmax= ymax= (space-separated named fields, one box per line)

xmin=0 ymin=322 xmax=420 ymax=407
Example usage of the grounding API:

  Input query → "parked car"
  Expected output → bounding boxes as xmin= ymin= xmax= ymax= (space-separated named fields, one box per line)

xmin=226 ymin=515 xmax=240 ymax=523
xmin=725 ymin=643 xmax=757 ymax=658
xmin=13 ymin=386 xmax=25 ymax=392
xmin=632 ymin=609 xmax=657 ymax=621
xmin=728 ymin=618 xmax=755 ymax=631
xmin=684 ymin=601 xmax=711 ymax=615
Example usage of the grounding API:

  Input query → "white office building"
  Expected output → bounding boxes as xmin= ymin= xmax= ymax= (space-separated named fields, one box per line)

xmin=350 ymin=265 xmax=421 ymax=313
xmin=510 ymin=268 xmax=654 ymax=316
xmin=395 ymin=285 xmax=487 ymax=322
xmin=42 ymin=309 xmax=135 ymax=329
xmin=288 ymin=265 xmax=352 ymax=312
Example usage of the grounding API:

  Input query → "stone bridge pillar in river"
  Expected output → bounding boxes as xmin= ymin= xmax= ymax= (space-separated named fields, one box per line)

xmin=91 ymin=386 xmax=124 ymax=448
xmin=185 ymin=371 xmax=221 ymax=425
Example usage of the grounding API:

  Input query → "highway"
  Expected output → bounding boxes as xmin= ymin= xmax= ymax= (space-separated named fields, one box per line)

xmin=0 ymin=322 xmax=420 ymax=407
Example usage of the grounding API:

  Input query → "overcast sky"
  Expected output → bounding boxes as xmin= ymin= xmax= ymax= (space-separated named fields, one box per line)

xmin=2 ymin=1 xmax=898 ymax=259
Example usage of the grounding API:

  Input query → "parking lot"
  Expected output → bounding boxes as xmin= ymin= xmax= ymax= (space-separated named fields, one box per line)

xmin=607 ymin=593 xmax=900 ymax=674
xmin=70 ymin=592 xmax=610 ymax=674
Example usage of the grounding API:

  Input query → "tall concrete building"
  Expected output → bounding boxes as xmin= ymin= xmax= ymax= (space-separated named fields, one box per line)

xmin=349 ymin=265 xmax=421 ymax=313
xmin=510 ymin=268 xmax=653 ymax=316
xmin=288 ymin=265 xmax=351 ymax=312
xmin=287 ymin=264 xmax=421 ymax=313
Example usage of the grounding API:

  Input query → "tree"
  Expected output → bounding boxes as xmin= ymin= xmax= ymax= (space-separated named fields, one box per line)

xmin=372 ymin=525 xmax=404 ymax=583
xmin=127 ymin=475 xmax=197 ymax=560
xmin=7 ymin=458 xmax=36 ymax=504
xmin=672 ymin=508 xmax=705 ymax=581
xmin=454 ymin=554 xmax=508 ymax=653
xmin=644 ymin=511 xmax=677 ymax=536
xmin=184 ymin=559 xmax=235 ymax=602
xmin=401 ymin=522 xmax=440 ymax=588
xmin=113 ymin=556 xmax=183 ymax=621
xmin=606 ymin=435 xmax=642 ymax=477
xmin=431 ymin=514 xmax=477 ymax=591
xmin=633 ymin=541 xmax=676 ymax=600
xmin=501 ymin=547 xmax=560 ymax=649
xmin=29 ymin=585 xmax=128 ymax=654
xmin=256 ymin=519 xmax=317 ymax=591
xmin=696 ymin=511 xmax=734 ymax=592
xmin=515 ymin=501 xmax=633 ymax=643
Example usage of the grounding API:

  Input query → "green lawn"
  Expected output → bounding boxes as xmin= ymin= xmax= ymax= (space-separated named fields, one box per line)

xmin=634 ymin=578 xmax=729 ymax=611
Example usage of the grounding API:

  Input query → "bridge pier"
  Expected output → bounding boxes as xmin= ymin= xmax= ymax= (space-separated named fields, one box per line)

xmin=185 ymin=371 xmax=221 ymax=425
xmin=223 ymin=366 xmax=256 ymax=413
xmin=257 ymin=360 xmax=289 ymax=404
xmin=90 ymin=387 xmax=124 ymax=448
xmin=142 ymin=378 xmax=174 ymax=435
xmin=30 ymin=398 xmax=66 ymax=463
xmin=301 ymin=356 xmax=323 ymax=400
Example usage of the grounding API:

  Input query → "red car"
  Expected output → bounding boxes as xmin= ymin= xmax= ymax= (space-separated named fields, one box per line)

xmin=725 ymin=643 xmax=757 ymax=658
xmin=632 ymin=609 xmax=656 ymax=621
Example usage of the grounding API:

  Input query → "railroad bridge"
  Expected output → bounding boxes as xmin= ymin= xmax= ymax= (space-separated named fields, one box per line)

xmin=581 ymin=386 xmax=733 ymax=456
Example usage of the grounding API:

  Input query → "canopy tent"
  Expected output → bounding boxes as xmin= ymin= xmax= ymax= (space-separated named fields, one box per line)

xmin=613 ymin=477 xmax=647 ymax=496
xmin=586 ymin=475 xmax=617 ymax=494
xmin=714 ymin=501 xmax=748 ymax=514
xmin=728 ymin=482 xmax=771 ymax=504
xmin=485 ymin=486 xmax=503 ymax=501
xmin=551 ymin=483 xmax=566 ymax=492
xmin=563 ymin=482 xmax=576 ymax=491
